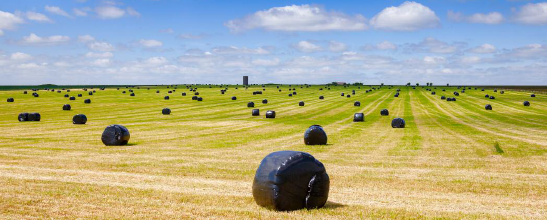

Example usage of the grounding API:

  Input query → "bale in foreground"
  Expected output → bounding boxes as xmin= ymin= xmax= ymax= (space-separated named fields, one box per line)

xmin=380 ymin=109 xmax=389 ymax=116
xmin=353 ymin=113 xmax=364 ymax=122
xmin=252 ymin=151 xmax=330 ymax=211
xmin=72 ymin=114 xmax=87 ymax=124
xmin=101 ymin=124 xmax=130 ymax=146
xmin=391 ymin=118 xmax=405 ymax=128
xmin=266 ymin=110 xmax=276 ymax=118
xmin=304 ymin=125 xmax=327 ymax=145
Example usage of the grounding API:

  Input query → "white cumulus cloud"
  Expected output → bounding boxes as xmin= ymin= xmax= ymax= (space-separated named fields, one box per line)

xmin=21 ymin=33 xmax=70 ymax=45
xmin=468 ymin=44 xmax=497 ymax=54
xmin=225 ymin=4 xmax=367 ymax=32
xmin=292 ymin=41 xmax=323 ymax=53
xmin=26 ymin=12 xmax=53 ymax=23
xmin=514 ymin=2 xmax=547 ymax=25
xmin=0 ymin=10 xmax=24 ymax=36
xmin=329 ymin=41 xmax=347 ymax=52
xmin=45 ymin=5 xmax=71 ymax=17
xmin=448 ymin=11 xmax=503 ymax=24
xmin=96 ymin=6 xmax=125 ymax=19
xmin=10 ymin=52 xmax=32 ymax=60
xmin=370 ymin=1 xmax=440 ymax=31
xmin=139 ymin=39 xmax=163 ymax=47
xmin=88 ymin=41 xmax=115 ymax=51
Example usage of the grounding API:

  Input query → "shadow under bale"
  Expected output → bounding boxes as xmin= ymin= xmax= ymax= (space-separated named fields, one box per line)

xmin=252 ymin=151 xmax=329 ymax=211
xmin=353 ymin=113 xmax=364 ymax=122
xmin=485 ymin=104 xmax=492 ymax=110
xmin=73 ymin=114 xmax=87 ymax=124
xmin=266 ymin=110 xmax=276 ymax=118
xmin=391 ymin=118 xmax=405 ymax=128
xmin=523 ymin=101 xmax=530 ymax=106
xmin=380 ymin=109 xmax=389 ymax=116
xmin=63 ymin=104 xmax=71 ymax=110
xmin=101 ymin=125 xmax=130 ymax=146
xmin=304 ymin=125 xmax=327 ymax=145
xmin=162 ymin=108 xmax=171 ymax=115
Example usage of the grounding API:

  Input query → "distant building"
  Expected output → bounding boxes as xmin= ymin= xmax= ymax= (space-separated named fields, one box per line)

xmin=243 ymin=76 xmax=249 ymax=86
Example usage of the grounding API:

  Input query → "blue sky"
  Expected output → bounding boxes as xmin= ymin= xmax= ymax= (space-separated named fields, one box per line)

xmin=1 ymin=0 xmax=546 ymax=85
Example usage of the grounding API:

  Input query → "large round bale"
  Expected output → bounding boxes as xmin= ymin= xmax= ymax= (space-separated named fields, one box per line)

xmin=252 ymin=109 xmax=260 ymax=116
xmin=523 ymin=101 xmax=530 ymax=106
xmin=299 ymin=101 xmax=305 ymax=106
xmin=182 ymin=92 xmax=186 ymax=96
xmin=78 ymin=94 xmax=83 ymax=97
xmin=197 ymin=97 xmax=203 ymax=101
xmin=441 ymin=96 xmax=446 ymax=100
xmin=73 ymin=114 xmax=87 ymax=124
xmin=7 ymin=98 xmax=14 ymax=102
xmin=431 ymin=92 xmax=436 ymax=95
xmin=162 ymin=108 xmax=171 ymax=115
xmin=192 ymin=96 xmax=198 ymax=100
xmin=454 ymin=92 xmax=459 ymax=96
xmin=489 ymin=96 xmax=495 ymax=100
xmin=64 ymin=94 xmax=69 ymax=98
xmin=101 ymin=125 xmax=130 ymax=146
xmin=164 ymin=96 xmax=170 ymax=100
xmin=293 ymin=92 xmax=297 ymax=95
xmin=63 ymin=104 xmax=71 ymax=110
xmin=23 ymin=113 xmax=41 ymax=122
xmin=122 ymin=91 xmax=127 ymax=94
xmin=485 ymin=104 xmax=492 ymax=110
xmin=304 ymin=125 xmax=327 ymax=145
xmin=84 ymin=99 xmax=91 ymax=104
xmin=531 ymin=94 xmax=536 ymax=97
xmin=33 ymin=93 xmax=39 ymax=97
xmin=168 ymin=91 xmax=173 ymax=94
xmin=232 ymin=96 xmax=237 ymax=100
xmin=23 ymin=91 xmax=27 ymax=94
xmin=319 ymin=96 xmax=324 ymax=100
xmin=485 ymin=94 xmax=489 ymax=98
xmin=88 ymin=92 xmax=93 ymax=95
xmin=288 ymin=94 xmax=293 ymax=97
xmin=500 ymin=91 xmax=504 ymax=94
xmin=262 ymin=99 xmax=268 ymax=104
xmin=346 ymin=95 xmax=351 ymax=98
xmin=252 ymin=151 xmax=329 ymax=211
xmin=391 ymin=118 xmax=405 ymax=128
xmin=353 ymin=113 xmax=364 ymax=122
xmin=18 ymin=113 xmax=29 ymax=122
xmin=130 ymin=93 xmax=135 ymax=96
xmin=380 ymin=109 xmax=389 ymax=116
xmin=266 ymin=110 xmax=276 ymax=118
xmin=340 ymin=93 xmax=344 ymax=96
xmin=248 ymin=102 xmax=255 ymax=107
xmin=354 ymin=101 xmax=360 ymax=106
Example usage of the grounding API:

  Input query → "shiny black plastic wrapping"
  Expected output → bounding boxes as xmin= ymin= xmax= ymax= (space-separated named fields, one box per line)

xmin=441 ymin=96 xmax=446 ymax=100
xmin=319 ymin=96 xmax=324 ymax=100
xmin=252 ymin=151 xmax=330 ymax=211
xmin=304 ymin=125 xmax=327 ymax=145
xmin=232 ymin=96 xmax=237 ymax=100
xmin=162 ymin=108 xmax=171 ymax=115
xmin=354 ymin=101 xmax=360 ymax=106
xmin=531 ymin=94 xmax=535 ymax=97
xmin=164 ymin=96 xmax=170 ymax=100
xmin=380 ymin=109 xmax=389 ymax=116
xmin=89 ymin=92 xmax=93 ymax=95
xmin=18 ymin=113 xmax=28 ymax=122
xmin=490 ymin=96 xmax=495 ymax=100
xmin=197 ymin=97 xmax=203 ymax=101
xmin=7 ymin=98 xmax=14 ymax=102
xmin=63 ymin=104 xmax=71 ymax=110
xmin=192 ymin=96 xmax=198 ymax=100
xmin=252 ymin=109 xmax=260 ymax=116
xmin=391 ymin=118 xmax=405 ymax=128
xmin=523 ymin=101 xmax=530 ymax=106
xmin=84 ymin=99 xmax=91 ymax=104
xmin=353 ymin=113 xmax=364 ymax=122
xmin=64 ymin=94 xmax=69 ymax=98
xmin=78 ymin=94 xmax=83 ymax=97
xmin=431 ymin=92 xmax=436 ymax=95
xmin=262 ymin=99 xmax=268 ymax=104
xmin=28 ymin=113 xmax=40 ymax=121
xmin=248 ymin=102 xmax=255 ymax=107
xmin=299 ymin=101 xmax=304 ymax=106
xmin=265 ymin=110 xmax=276 ymax=118
xmin=70 ymin=96 xmax=76 ymax=100
xmin=73 ymin=114 xmax=87 ymax=124
xmin=130 ymin=93 xmax=135 ymax=96
xmin=485 ymin=104 xmax=492 ymax=110
xmin=101 ymin=124 xmax=130 ymax=146
xmin=288 ymin=94 xmax=292 ymax=97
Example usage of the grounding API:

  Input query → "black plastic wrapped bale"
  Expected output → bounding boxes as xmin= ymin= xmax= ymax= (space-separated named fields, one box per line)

xmin=7 ymin=98 xmax=14 ymax=102
xmin=88 ymin=92 xmax=93 ymax=95
xmin=531 ymin=94 xmax=536 ymax=97
xmin=485 ymin=104 xmax=492 ymax=110
xmin=494 ymin=89 xmax=497 ymax=92
xmin=299 ymin=101 xmax=305 ymax=106
xmin=130 ymin=93 xmax=135 ymax=96
xmin=197 ymin=97 xmax=203 ymax=101
xmin=500 ymin=91 xmax=504 ymax=94
xmin=101 ymin=124 xmax=130 ymax=146
xmin=232 ymin=96 xmax=237 ymax=100
xmin=353 ymin=113 xmax=364 ymax=122
xmin=293 ymin=92 xmax=297 ymax=95
xmin=63 ymin=104 xmax=71 ymax=110
xmin=252 ymin=109 xmax=260 ymax=116
xmin=33 ymin=93 xmax=39 ymax=97
xmin=340 ymin=93 xmax=344 ymax=96
xmin=195 ymin=92 xmax=200 ymax=95
xmin=192 ymin=96 xmax=198 ymax=100
xmin=84 ymin=99 xmax=91 ymax=104
xmin=156 ymin=90 xmax=160 ymax=93
xmin=27 ymin=113 xmax=41 ymax=121
xmin=70 ymin=96 xmax=76 ymax=100
xmin=489 ymin=96 xmax=495 ymax=100
xmin=319 ymin=96 xmax=324 ymax=100
xmin=64 ymin=94 xmax=69 ymax=98
xmin=454 ymin=92 xmax=459 ymax=96
xmin=394 ymin=94 xmax=399 ymax=97
xmin=485 ymin=94 xmax=489 ymax=98
xmin=304 ymin=125 xmax=327 ymax=145
xmin=164 ymin=96 xmax=170 ymax=100
xmin=380 ymin=109 xmax=389 ymax=116
xmin=262 ymin=99 xmax=268 ymax=104
xmin=391 ymin=118 xmax=405 ymax=128
xmin=431 ymin=92 xmax=436 ymax=95
xmin=162 ymin=108 xmax=171 ymax=115
xmin=18 ymin=113 xmax=29 ymax=122
xmin=24 ymin=91 xmax=27 ymax=94
xmin=122 ymin=91 xmax=127 ymax=94
xmin=73 ymin=114 xmax=87 ymax=124
xmin=266 ymin=110 xmax=276 ymax=119
xmin=182 ymin=92 xmax=186 ymax=96
xmin=289 ymin=94 xmax=293 ymax=97
xmin=252 ymin=151 xmax=330 ymax=211
xmin=248 ymin=102 xmax=255 ymax=108
xmin=354 ymin=101 xmax=360 ymax=106
xmin=78 ymin=94 xmax=83 ymax=97
xmin=441 ymin=96 xmax=446 ymax=100
xmin=523 ymin=101 xmax=530 ymax=106
xmin=346 ymin=95 xmax=351 ymax=98
xmin=168 ymin=91 xmax=173 ymax=94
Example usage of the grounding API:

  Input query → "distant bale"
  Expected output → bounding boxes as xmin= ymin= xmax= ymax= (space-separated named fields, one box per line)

xmin=391 ymin=118 xmax=405 ymax=128
xmin=252 ymin=109 xmax=260 ymax=116
xmin=78 ymin=94 xmax=83 ymax=97
xmin=441 ymin=96 xmax=446 ymax=100
xmin=354 ymin=101 xmax=360 ymax=106
xmin=485 ymin=94 xmax=489 ymax=98
xmin=69 ymin=96 xmax=76 ymax=100
xmin=319 ymin=96 xmax=324 ymax=100
xmin=7 ymin=98 xmax=14 ymax=102
xmin=72 ymin=114 xmax=87 ymax=124
xmin=299 ymin=101 xmax=305 ymax=106
xmin=197 ymin=97 xmax=203 ymax=101
xmin=18 ymin=113 xmax=29 ymax=121
xmin=101 ymin=125 xmax=130 ymax=146
xmin=192 ymin=96 xmax=198 ymax=100
xmin=293 ymin=92 xmax=297 ymax=95
xmin=431 ymin=92 xmax=436 ymax=95
xmin=63 ymin=104 xmax=71 ymax=110
xmin=353 ymin=113 xmax=364 ymax=122
xmin=232 ymin=96 xmax=237 ymax=100
xmin=130 ymin=93 xmax=135 ymax=96
xmin=494 ymin=89 xmax=497 ymax=92
xmin=88 ymin=92 xmax=93 ymax=95
xmin=304 ymin=125 xmax=327 ymax=145
xmin=289 ymin=94 xmax=293 ymax=97
xmin=84 ymin=99 xmax=91 ymax=104
xmin=156 ymin=90 xmax=160 ymax=93
xmin=65 ymin=94 xmax=69 ymax=98
xmin=195 ymin=92 xmax=200 ymax=95
xmin=346 ymin=95 xmax=351 ymax=98
xmin=23 ymin=91 xmax=27 ymax=94
xmin=523 ymin=101 xmax=530 ymax=106
xmin=394 ymin=93 xmax=399 ymax=97
xmin=162 ymin=108 xmax=171 ymax=115
xmin=262 ymin=99 xmax=268 ymax=104
xmin=489 ymin=96 xmax=495 ymax=100
xmin=122 ymin=91 xmax=126 ymax=94
xmin=454 ymin=92 xmax=459 ymax=96
xmin=168 ymin=91 xmax=173 ymax=94
xmin=500 ymin=91 xmax=504 ymax=94
xmin=485 ymin=104 xmax=492 ymax=110
xmin=182 ymin=92 xmax=186 ymax=96
xmin=252 ymin=151 xmax=329 ymax=211
xmin=341 ymin=93 xmax=344 ymax=96
xmin=380 ymin=109 xmax=389 ymax=116
xmin=531 ymin=94 xmax=536 ymax=97
xmin=248 ymin=102 xmax=255 ymax=107
xmin=266 ymin=110 xmax=276 ymax=119
xmin=164 ymin=96 xmax=170 ymax=100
